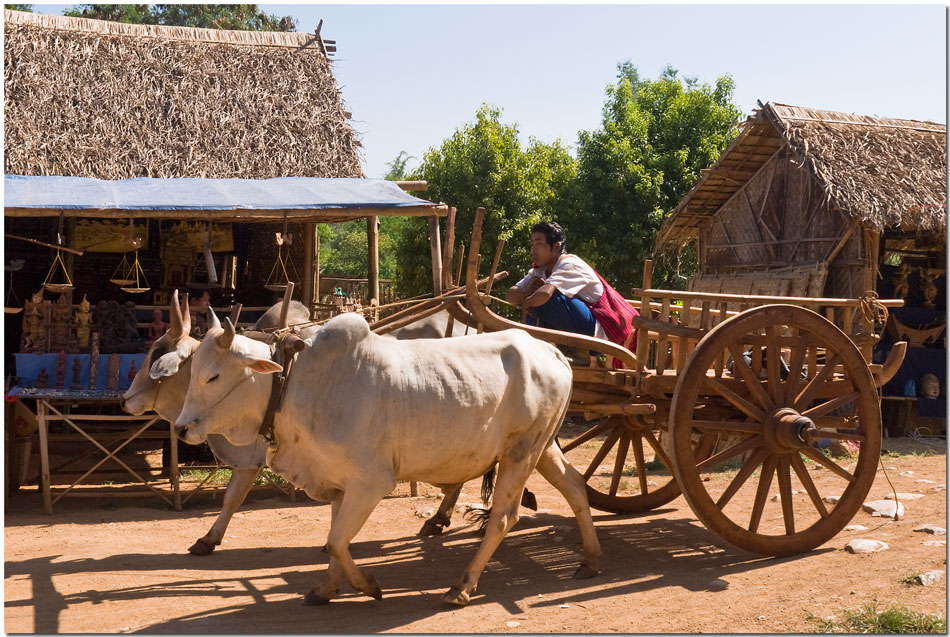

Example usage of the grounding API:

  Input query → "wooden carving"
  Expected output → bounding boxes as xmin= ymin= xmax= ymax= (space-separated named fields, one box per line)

xmin=107 ymin=353 xmax=120 ymax=392
xmin=74 ymin=295 xmax=92 ymax=350
xmin=49 ymin=294 xmax=72 ymax=352
xmin=88 ymin=333 xmax=100 ymax=390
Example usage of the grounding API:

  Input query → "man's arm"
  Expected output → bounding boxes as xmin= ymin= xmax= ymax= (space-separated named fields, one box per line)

xmin=523 ymin=283 xmax=556 ymax=308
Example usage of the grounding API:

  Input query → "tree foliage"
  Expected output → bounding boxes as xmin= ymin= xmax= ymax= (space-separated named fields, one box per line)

xmin=564 ymin=63 xmax=743 ymax=293
xmin=4 ymin=5 xmax=33 ymax=12
xmin=62 ymin=4 xmax=297 ymax=31
xmin=395 ymin=104 xmax=576 ymax=299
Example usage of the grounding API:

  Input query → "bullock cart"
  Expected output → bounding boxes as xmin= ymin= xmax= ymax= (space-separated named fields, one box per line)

xmin=384 ymin=208 xmax=907 ymax=558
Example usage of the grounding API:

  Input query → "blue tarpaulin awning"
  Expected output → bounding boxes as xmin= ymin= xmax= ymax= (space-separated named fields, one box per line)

xmin=4 ymin=175 xmax=445 ymax=221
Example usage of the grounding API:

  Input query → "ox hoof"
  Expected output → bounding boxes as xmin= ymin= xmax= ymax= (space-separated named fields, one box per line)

xmin=302 ymin=591 xmax=333 ymax=606
xmin=418 ymin=520 xmax=445 ymax=536
xmin=441 ymin=586 xmax=471 ymax=606
xmin=187 ymin=538 xmax=217 ymax=556
xmin=572 ymin=563 xmax=599 ymax=579
xmin=362 ymin=574 xmax=383 ymax=601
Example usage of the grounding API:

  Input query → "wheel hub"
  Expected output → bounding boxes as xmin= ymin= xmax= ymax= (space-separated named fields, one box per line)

xmin=763 ymin=407 xmax=818 ymax=453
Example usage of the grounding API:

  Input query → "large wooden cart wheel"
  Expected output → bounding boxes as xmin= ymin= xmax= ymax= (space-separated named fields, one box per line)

xmin=670 ymin=305 xmax=881 ymax=556
xmin=557 ymin=415 xmax=715 ymax=514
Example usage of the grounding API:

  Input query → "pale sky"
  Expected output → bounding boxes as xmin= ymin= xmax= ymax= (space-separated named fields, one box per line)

xmin=27 ymin=3 xmax=949 ymax=179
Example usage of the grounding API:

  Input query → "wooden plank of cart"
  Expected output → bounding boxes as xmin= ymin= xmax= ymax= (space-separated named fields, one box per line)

xmin=383 ymin=207 xmax=909 ymax=558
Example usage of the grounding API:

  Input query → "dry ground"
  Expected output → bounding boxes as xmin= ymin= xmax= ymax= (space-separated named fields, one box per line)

xmin=4 ymin=436 xmax=947 ymax=633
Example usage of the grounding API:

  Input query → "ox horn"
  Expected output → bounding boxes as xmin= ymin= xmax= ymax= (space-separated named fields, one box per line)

xmin=217 ymin=316 xmax=236 ymax=349
xmin=209 ymin=305 xmax=221 ymax=331
xmin=181 ymin=292 xmax=192 ymax=336
xmin=168 ymin=289 xmax=183 ymax=339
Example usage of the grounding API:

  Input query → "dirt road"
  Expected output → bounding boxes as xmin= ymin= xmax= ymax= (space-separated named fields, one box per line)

xmin=4 ymin=437 xmax=946 ymax=633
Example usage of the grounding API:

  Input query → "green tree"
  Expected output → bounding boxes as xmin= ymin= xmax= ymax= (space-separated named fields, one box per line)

xmin=62 ymin=4 xmax=296 ymax=31
xmin=4 ymin=5 xmax=34 ymax=11
xmin=395 ymin=104 xmax=576 ymax=299
xmin=565 ymin=63 xmax=743 ymax=293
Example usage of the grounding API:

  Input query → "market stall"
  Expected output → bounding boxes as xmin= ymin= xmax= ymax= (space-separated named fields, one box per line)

xmin=4 ymin=174 xmax=447 ymax=510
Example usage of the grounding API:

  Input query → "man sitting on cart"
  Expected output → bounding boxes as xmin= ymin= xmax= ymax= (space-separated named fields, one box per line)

xmin=506 ymin=221 xmax=638 ymax=366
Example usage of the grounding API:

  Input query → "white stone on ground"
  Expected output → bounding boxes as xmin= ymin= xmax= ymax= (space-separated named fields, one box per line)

xmin=923 ymin=540 xmax=947 ymax=547
xmin=861 ymin=500 xmax=904 ymax=518
xmin=844 ymin=524 xmax=869 ymax=531
xmin=884 ymin=492 xmax=924 ymax=500
xmin=823 ymin=495 xmax=841 ymax=504
xmin=845 ymin=539 xmax=889 ymax=553
xmin=913 ymin=524 xmax=946 ymax=535
xmin=913 ymin=570 xmax=945 ymax=586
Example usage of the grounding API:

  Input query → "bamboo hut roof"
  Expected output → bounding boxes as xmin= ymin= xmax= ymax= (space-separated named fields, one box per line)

xmin=3 ymin=9 xmax=363 ymax=180
xmin=655 ymin=102 xmax=947 ymax=251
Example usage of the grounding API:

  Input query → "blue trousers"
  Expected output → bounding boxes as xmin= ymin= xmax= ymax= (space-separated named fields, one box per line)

xmin=526 ymin=290 xmax=596 ymax=337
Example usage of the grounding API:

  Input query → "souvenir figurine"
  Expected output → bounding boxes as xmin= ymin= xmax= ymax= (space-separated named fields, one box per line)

xmin=49 ymin=294 xmax=72 ymax=352
xmin=35 ymin=368 xmax=49 ymax=389
xmin=145 ymin=309 xmax=166 ymax=346
xmin=74 ymin=295 xmax=92 ymax=350
xmin=920 ymin=269 xmax=939 ymax=309
xmin=56 ymin=350 xmax=67 ymax=388
xmin=71 ymin=356 xmax=82 ymax=390
xmin=88 ymin=333 xmax=100 ymax=390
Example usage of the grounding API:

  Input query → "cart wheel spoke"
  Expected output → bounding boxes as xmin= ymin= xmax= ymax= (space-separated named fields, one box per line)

xmin=640 ymin=427 xmax=673 ymax=470
xmin=608 ymin=432 xmax=632 ymax=496
xmin=716 ymin=446 xmax=769 ymax=509
xmin=794 ymin=353 xmax=843 ymax=410
xmin=766 ymin=326 xmax=783 ymax=404
xmin=703 ymin=376 xmax=767 ymax=422
xmin=690 ymin=419 xmax=762 ymax=436
xmin=727 ymin=342 xmax=774 ymax=411
xmin=749 ymin=454 xmax=778 ymax=533
xmin=583 ymin=426 xmax=621 ymax=481
xmin=697 ymin=434 xmax=762 ymax=472
xmin=790 ymin=452 xmax=829 ymax=518
xmin=802 ymin=391 xmax=860 ymax=420
xmin=560 ymin=420 xmax=611 ymax=453
xmin=799 ymin=446 xmax=855 ymax=482
xmin=784 ymin=332 xmax=809 ymax=404
xmin=776 ymin=455 xmax=795 ymax=534
xmin=629 ymin=433 xmax=648 ymax=495
xmin=814 ymin=427 xmax=866 ymax=443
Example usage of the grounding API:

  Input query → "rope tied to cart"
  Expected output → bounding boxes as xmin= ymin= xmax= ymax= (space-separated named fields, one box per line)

xmin=858 ymin=291 xmax=889 ymax=338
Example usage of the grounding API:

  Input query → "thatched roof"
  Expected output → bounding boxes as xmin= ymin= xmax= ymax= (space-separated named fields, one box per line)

xmin=656 ymin=102 xmax=946 ymax=250
xmin=3 ymin=9 xmax=363 ymax=180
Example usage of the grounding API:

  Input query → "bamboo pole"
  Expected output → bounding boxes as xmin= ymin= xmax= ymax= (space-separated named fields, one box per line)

xmin=367 ymin=216 xmax=379 ymax=306
xmin=428 ymin=216 xmax=442 ymax=296
xmin=5 ymin=233 xmax=85 ymax=256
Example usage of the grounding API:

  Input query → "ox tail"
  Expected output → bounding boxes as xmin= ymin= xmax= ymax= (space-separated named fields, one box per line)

xmin=480 ymin=466 xmax=495 ymax=504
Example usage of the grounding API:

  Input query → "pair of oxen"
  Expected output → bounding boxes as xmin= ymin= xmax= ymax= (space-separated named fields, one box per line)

xmin=122 ymin=291 xmax=601 ymax=606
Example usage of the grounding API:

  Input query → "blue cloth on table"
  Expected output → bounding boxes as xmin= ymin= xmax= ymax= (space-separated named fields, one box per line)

xmin=14 ymin=353 xmax=146 ymax=392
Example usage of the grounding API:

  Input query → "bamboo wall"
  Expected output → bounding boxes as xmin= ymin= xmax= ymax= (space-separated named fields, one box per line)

xmin=692 ymin=146 xmax=872 ymax=300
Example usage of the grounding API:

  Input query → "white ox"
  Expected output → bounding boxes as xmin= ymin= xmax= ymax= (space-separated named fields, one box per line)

xmin=121 ymin=291 xmax=318 ymax=554
xmin=123 ymin=292 xmax=473 ymax=554
xmin=175 ymin=311 xmax=601 ymax=605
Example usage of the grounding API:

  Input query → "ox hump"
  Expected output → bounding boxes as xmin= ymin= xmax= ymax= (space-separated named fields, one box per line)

xmin=316 ymin=313 xmax=371 ymax=346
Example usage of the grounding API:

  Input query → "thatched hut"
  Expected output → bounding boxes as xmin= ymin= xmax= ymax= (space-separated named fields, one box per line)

xmin=655 ymin=102 xmax=946 ymax=434
xmin=655 ymin=102 xmax=945 ymax=299
xmin=3 ymin=8 xmax=366 ymax=318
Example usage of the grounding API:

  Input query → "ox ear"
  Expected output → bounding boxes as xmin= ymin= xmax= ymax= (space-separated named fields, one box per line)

xmin=245 ymin=358 xmax=283 ymax=374
xmin=149 ymin=351 xmax=181 ymax=379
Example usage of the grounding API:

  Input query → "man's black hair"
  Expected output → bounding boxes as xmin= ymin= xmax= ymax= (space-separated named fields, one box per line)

xmin=531 ymin=221 xmax=567 ymax=251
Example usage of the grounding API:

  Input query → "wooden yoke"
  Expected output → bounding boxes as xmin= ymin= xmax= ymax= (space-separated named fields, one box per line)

xmin=462 ymin=207 xmax=638 ymax=369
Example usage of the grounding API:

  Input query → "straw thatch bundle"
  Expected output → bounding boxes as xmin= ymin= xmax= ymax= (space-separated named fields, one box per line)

xmin=657 ymin=102 xmax=946 ymax=252
xmin=771 ymin=104 xmax=945 ymax=234
xmin=4 ymin=10 xmax=363 ymax=179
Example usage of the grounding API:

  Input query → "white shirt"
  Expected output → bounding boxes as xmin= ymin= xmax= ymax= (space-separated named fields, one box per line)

xmin=515 ymin=253 xmax=607 ymax=340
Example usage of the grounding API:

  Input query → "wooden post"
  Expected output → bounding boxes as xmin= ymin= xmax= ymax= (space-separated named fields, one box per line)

xmin=38 ymin=399 xmax=52 ymax=514
xmin=428 ymin=216 xmax=443 ymax=295
xmin=368 ymin=216 xmax=379 ymax=307
xmin=441 ymin=207 xmax=456 ymax=290
xmin=312 ymin=224 xmax=321 ymax=318
xmin=302 ymin=222 xmax=314 ymax=316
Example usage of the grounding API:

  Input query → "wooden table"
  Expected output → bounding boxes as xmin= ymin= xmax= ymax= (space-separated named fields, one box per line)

xmin=12 ymin=389 xmax=181 ymax=514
